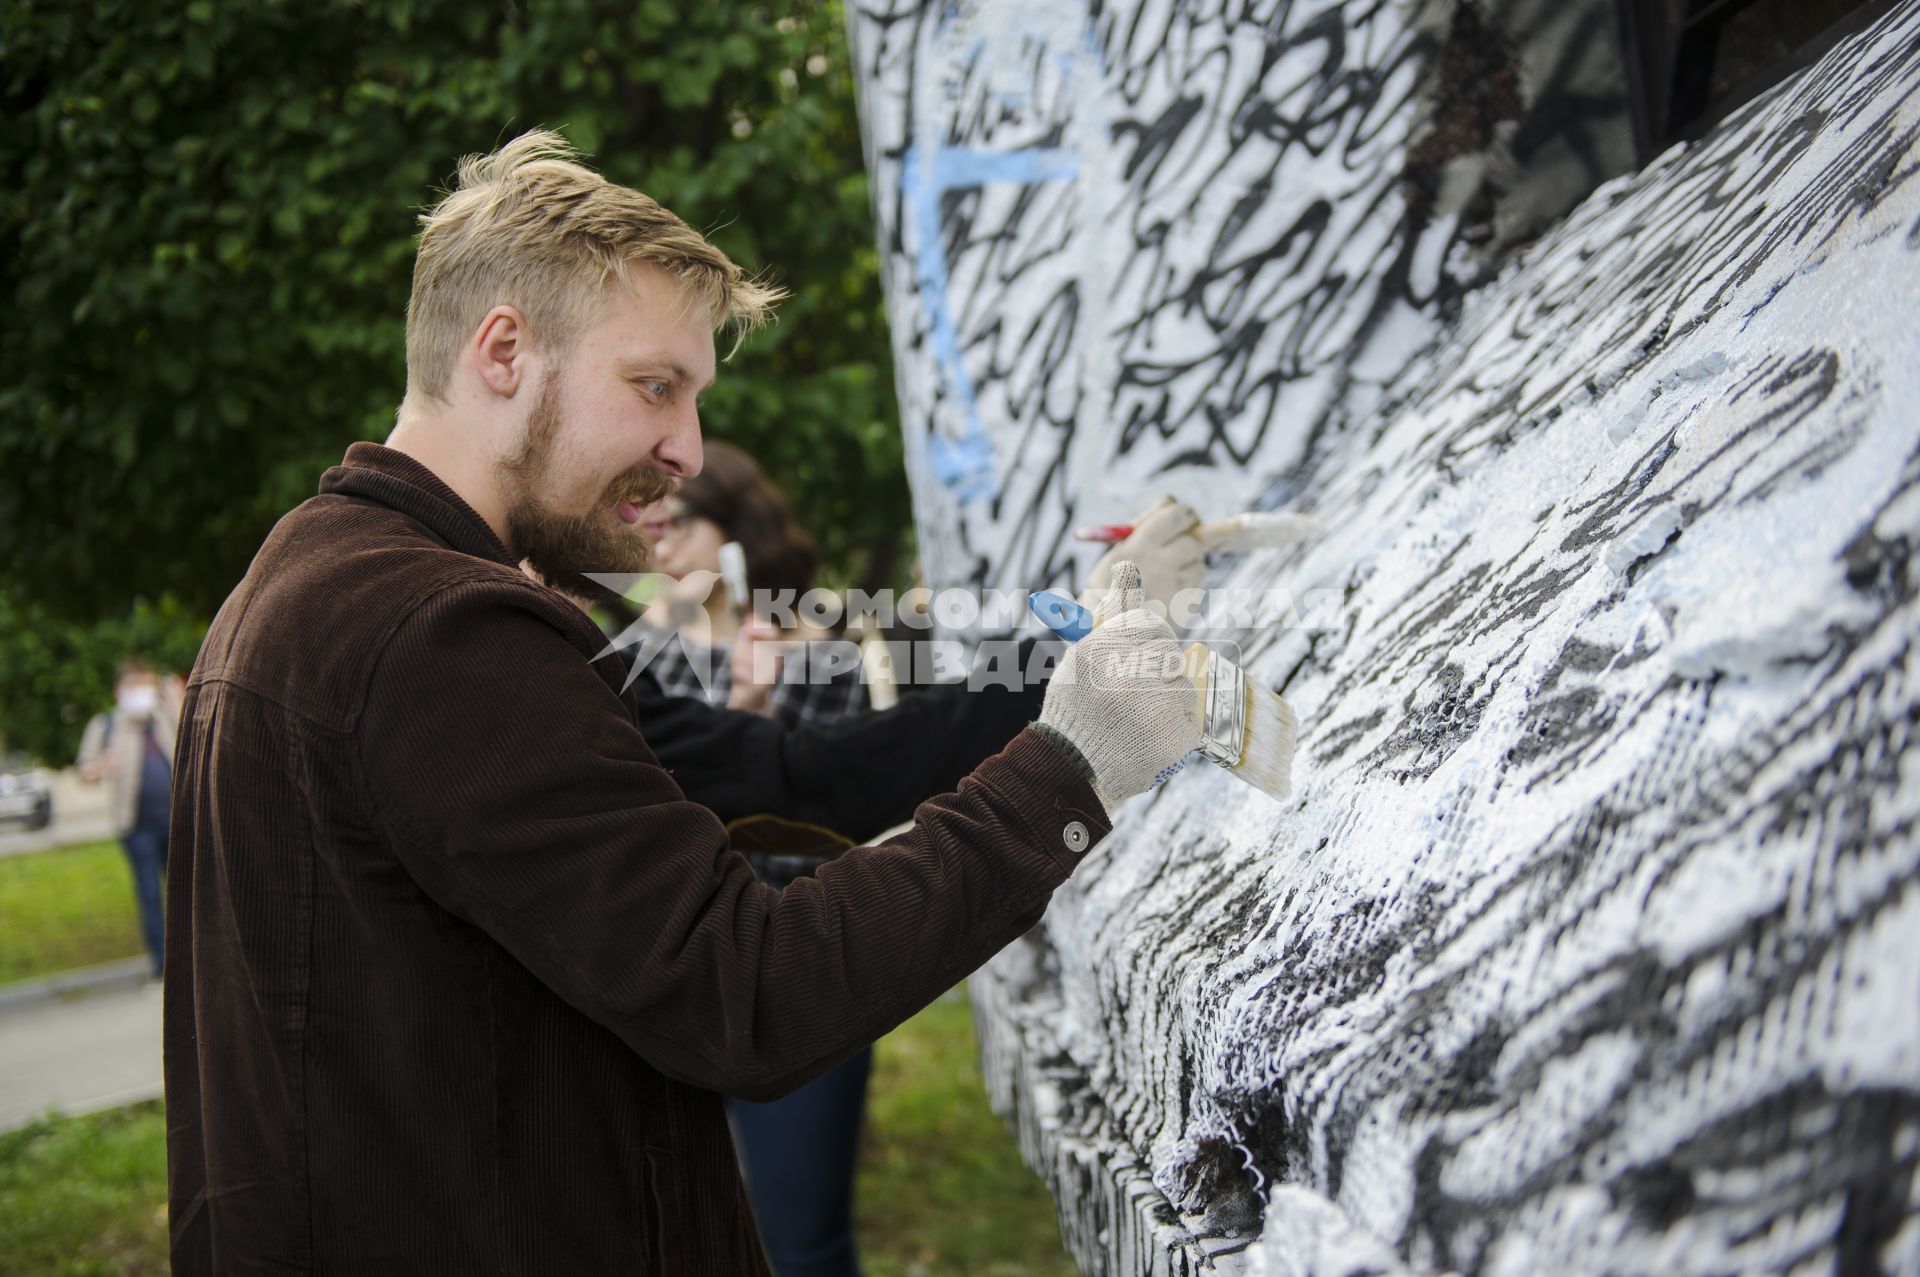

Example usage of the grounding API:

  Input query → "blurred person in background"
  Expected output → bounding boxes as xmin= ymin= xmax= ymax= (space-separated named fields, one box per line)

xmin=642 ymin=439 xmax=866 ymax=729
xmin=638 ymin=439 xmax=872 ymax=1277
xmin=76 ymin=656 xmax=184 ymax=977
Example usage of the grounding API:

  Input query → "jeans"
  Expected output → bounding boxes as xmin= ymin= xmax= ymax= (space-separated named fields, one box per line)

xmin=727 ymin=1045 xmax=872 ymax=1277
xmin=121 ymin=824 xmax=168 ymax=977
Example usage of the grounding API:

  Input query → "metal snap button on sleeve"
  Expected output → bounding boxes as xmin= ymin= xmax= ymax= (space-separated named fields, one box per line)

xmin=1062 ymin=820 xmax=1090 ymax=853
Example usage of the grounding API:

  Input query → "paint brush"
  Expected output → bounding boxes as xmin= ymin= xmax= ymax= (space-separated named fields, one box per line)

xmin=718 ymin=541 xmax=750 ymax=617
xmin=1074 ymin=511 xmax=1323 ymax=552
xmin=1028 ymin=590 xmax=1297 ymax=801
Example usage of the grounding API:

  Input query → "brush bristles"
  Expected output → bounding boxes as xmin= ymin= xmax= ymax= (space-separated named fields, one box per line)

xmin=1229 ymin=680 xmax=1298 ymax=799
xmin=1207 ymin=512 xmax=1323 ymax=554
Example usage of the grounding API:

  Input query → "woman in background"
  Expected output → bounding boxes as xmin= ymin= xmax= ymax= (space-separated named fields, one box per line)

xmin=642 ymin=440 xmax=866 ymax=730
xmin=640 ymin=439 xmax=872 ymax=1277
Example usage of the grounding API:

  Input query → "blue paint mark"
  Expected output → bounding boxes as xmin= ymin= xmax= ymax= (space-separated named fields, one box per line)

xmin=903 ymin=142 xmax=1081 ymax=504
xmin=933 ymin=147 xmax=1081 ymax=187
xmin=930 ymin=429 xmax=999 ymax=501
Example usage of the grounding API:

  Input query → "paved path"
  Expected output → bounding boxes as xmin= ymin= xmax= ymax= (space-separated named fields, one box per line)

xmin=0 ymin=974 xmax=163 ymax=1130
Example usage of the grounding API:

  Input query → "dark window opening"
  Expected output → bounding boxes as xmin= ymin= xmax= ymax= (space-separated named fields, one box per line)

xmin=1618 ymin=0 xmax=1903 ymax=160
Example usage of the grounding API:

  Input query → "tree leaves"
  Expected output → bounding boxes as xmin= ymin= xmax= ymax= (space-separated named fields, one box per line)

xmin=0 ymin=0 xmax=908 ymax=631
xmin=0 ymin=591 xmax=207 ymax=764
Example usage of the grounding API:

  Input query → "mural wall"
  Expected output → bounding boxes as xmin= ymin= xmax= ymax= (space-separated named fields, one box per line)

xmin=852 ymin=0 xmax=1920 ymax=1273
xmin=848 ymin=0 xmax=1632 ymax=608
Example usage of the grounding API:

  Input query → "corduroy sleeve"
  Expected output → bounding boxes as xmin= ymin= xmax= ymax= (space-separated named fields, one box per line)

xmin=625 ymin=641 xmax=1059 ymax=841
xmin=356 ymin=581 xmax=1110 ymax=1100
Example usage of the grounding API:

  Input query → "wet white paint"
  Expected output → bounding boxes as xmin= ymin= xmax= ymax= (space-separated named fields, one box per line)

xmin=856 ymin=1 xmax=1920 ymax=1272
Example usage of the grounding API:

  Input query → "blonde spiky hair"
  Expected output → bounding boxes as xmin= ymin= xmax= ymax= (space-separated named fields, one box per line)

xmin=404 ymin=129 xmax=784 ymax=400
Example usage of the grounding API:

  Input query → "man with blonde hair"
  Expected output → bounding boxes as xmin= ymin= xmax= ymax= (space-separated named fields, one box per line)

xmin=165 ymin=130 xmax=1201 ymax=1273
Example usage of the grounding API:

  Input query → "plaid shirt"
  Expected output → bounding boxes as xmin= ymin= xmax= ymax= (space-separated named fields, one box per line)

xmin=646 ymin=631 xmax=868 ymax=729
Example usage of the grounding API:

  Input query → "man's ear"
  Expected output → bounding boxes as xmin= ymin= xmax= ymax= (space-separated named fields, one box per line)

xmin=470 ymin=306 xmax=531 ymax=397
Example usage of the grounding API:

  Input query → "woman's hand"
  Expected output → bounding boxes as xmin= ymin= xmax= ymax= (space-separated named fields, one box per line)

xmin=726 ymin=617 xmax=782 ymax=717
xmin=1084 ymin=497 xmax=1203 ymax=615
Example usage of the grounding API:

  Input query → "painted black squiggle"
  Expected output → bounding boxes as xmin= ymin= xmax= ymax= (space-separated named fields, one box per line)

xmin=848 ymin=0 xmax=1624 ymax=606
xmin=845 ymin=2 xmax=1920 ymax=1274
xmin=852 ymin=9 xmax=1920 ymax=1275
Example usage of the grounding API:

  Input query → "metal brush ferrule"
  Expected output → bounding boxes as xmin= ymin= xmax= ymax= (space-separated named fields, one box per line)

xmin=1196 ymin=650 xmax=1245 ymax=769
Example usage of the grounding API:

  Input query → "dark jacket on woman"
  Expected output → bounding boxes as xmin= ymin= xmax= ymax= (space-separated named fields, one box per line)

xmin=627 ymin=634 xmax=1064 ymax=842
xmin=163 ymin=442 xmax=1109 ymax=1275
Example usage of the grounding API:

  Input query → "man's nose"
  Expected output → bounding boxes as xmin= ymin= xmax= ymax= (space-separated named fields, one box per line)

xmin=656 ymin=405 xmax=703 ymax=479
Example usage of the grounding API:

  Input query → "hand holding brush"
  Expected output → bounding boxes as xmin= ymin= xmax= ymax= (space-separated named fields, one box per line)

xmin=717 ymin=541 xmax=778 ymax=715
xmin=1033 ymin=565 xmax=1298 ymax=804
xmin=1034 ymin=561 xmax=1205 ymax=811
xmin=1081 ymin=497 xmax=1322 ymax=614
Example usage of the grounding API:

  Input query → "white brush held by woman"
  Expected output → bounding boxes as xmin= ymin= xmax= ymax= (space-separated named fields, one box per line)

xmin=1074 ymin=509 xmax=1322 ymax=551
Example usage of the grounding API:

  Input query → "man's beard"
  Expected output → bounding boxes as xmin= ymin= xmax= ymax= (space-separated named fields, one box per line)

xmin=500 ymin=374 xmax=676 ymax=605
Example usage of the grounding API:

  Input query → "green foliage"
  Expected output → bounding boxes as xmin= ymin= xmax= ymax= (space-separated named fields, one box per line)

xmin=0 ymin=840 xmax=147 ymax=985
xmin=0 ymin=1101 xmax=169 ymax=1276
xmin=0 ymin=0 xmax=908 ymax=629
xmin=858 ymin=987 xmax=1078 ymax=1276
xmin=0 ymin=592 xmax=204 ymax=764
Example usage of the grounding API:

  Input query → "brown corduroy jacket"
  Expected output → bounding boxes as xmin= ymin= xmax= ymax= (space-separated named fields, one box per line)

xmin=163 ymin=442 xmax=1110 ymax=1275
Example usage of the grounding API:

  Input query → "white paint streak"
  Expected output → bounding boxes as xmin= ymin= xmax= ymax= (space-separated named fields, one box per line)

xmin=853 ymin=0 xmax=1920 ymax=1272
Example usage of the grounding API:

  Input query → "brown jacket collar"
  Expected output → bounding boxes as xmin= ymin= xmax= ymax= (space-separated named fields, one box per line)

xmin=319 ymin=441 xmax=517 ymax=568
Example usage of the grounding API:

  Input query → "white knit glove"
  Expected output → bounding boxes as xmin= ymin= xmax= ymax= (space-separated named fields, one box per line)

xmin=1039 ymin=561 xmax=1204 ymax=810
xmin=1084 ymin=497 xmax=1203 ymax=615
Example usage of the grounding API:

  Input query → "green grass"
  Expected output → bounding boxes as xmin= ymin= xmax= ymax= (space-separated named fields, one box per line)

xmin=0 ymin=1102 xmax=169 ymax=1276
xmin=857 ymin=987 xmax=1077 ymax=1277
xmin=0 ymin=841 xmax=146 ymax=986
xmin=0 ymin=985 xmax=1074 ymax=1275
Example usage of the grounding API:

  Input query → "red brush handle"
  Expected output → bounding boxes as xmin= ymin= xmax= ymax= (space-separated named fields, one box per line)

xmin=1073 ymin=524 xmax=1134 ymax=544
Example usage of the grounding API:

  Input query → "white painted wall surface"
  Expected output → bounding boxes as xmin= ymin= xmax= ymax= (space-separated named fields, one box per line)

xmin=853 ymin=1 xmax=1920 ymax=1272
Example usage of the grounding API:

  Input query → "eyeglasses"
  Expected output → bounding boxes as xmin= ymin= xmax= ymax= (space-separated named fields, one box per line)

xmin=655 ymin=506 xmax=705 ymax=538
